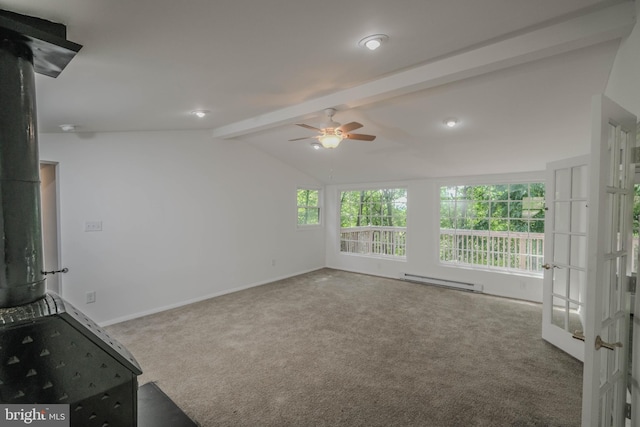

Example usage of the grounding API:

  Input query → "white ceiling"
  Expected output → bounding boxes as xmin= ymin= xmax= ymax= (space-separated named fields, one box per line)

xmin=1 ymin=0 xmax=634 ymax=183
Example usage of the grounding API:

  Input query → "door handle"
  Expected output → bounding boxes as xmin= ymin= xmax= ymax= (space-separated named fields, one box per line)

xmin=42 ymin=267 xmax=69 ymax=276
xmin=595 ymin=336 xmax=623 ymax=351
xmin=543 ymin=263 xmax=559 ymax=270
xmin=572 ymin=331 xmax=622 ymax=351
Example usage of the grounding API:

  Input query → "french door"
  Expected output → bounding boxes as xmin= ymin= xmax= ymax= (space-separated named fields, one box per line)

xmin=542 ymin=155 xmax=589 ymax=361
xmin=542 ymin=95 xmax=636 ymax=425
xmin=582 ymin=94 xmax=636 ymax=426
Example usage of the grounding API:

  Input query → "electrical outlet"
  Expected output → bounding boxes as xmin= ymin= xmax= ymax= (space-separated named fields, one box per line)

xmin=84 ymin=221 xmax=103 ymax=232
xmin=86 ymin=291 xmax=96 ymax=304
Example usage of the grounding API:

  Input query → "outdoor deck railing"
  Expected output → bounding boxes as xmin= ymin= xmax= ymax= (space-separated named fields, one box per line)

xmin=340 ymin=227 xmax=640 ymax=275
xmin=440 ymin=228 xmax=544 ymax=273
xmin=340 ymin=226 xmax=406 ymax=257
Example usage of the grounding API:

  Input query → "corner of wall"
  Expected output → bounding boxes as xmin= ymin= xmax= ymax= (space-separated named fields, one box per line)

xmin=605 ymin=10 xmax=640 ymax=117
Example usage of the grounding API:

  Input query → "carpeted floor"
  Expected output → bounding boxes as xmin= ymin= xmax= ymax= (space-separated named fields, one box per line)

xmin=106 ymin=268 xmax=583 ymax=426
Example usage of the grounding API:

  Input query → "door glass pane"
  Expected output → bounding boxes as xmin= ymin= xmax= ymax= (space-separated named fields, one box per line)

xmin=613 ymin=321 xmax=622 ymax=374
xmin=571 ymin=165 xmax=589 ymax=199
xmin=555 ymin=168 xmax=571 ymax=199
xmin=617 ymin=193 xmax=626 ymax=251
xmin=599 ymin=392 xmax=607 ymax=425
xmin=568 ymin=268 xmax=582 ymax=302
xmin=614 ymin=257 xmax=623 ymax=313
xmin=555 ymin=202 xmax=570 ymax=232
xmin=568 ymin=310 xmax=582 ymax=335
xmin=613 ymin=380 xmax=622 ymax=423
xmin=571 ymin=201 xmax=588 ymax=233
xmin=609 ymin=257 xmax=617 ymax=316
xmin=605 ymin=193 xmax=615 ymax=252
xmin=600 ymin=336 xmax=609 ymax=386
xmin=602 ymin=259 xmax=612 ymax=321
xmin=608 ymin=123 xmax=617 ymax=187
xmin=552 ymin=296 xmax=567 ymax=329
xmin=570 ymin=235 xmax=587 ymax=269
xmin=568 ymin=268 xmax=585 ymax=332
xmin=632 ymin=184 xmax=640 ymax=274
xmin=614 ymin=193 xmax=623 ymax=251
xmin=554 ymin=234 xmax=569 ymax=265
xmin=553 ymin=268 xmax=568 ymax=297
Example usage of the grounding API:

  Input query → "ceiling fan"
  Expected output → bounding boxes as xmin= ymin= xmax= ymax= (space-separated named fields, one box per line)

xmin=289 ymin=108 xmax=376 ymax=149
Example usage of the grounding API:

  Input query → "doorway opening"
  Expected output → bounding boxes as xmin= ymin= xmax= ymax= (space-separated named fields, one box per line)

xmin=40 ymin=162 xmax=61 ymax=295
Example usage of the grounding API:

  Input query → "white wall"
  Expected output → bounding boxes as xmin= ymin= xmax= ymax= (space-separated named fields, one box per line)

xmin=605 ymin=1 xmax=640 ymax=117
xmin=325 ymin=171 xmax=545 ymax=302
xmin=39 ymin=130 xmax=325 ymax=325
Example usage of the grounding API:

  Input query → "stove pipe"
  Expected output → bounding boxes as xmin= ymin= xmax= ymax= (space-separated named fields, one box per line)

xmin=0 ymin=35 xmax=44 ymax=307
xmin=0 ymin=10 xmax=81 ymax=307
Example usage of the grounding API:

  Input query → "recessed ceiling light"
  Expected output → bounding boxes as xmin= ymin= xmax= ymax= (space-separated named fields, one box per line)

xmin=311 ymin=142 xmax=322 ymax=150
xmin=444 ymin=118 xmax=459 ymax=128
xmin=191 ymin=110 xmax=209 ymax=118
xmin=358 ymin=34 xmax=389 ymax=51
xmin=59 ymin=124 xmax=76 ymax=132
xmin=365 ymin=39 xmax=381 ymax=50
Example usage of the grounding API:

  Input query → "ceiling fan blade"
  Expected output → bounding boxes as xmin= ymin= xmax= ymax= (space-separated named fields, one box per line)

xmin=338 ymin=122 xmax=363 ymax=133
xmin=345 ymin=133 xmax=376 ymax=141
xmin=289 ymin=136 xmax=313 ymax=141
xmin=296 ymin=123 xmax=322 ymax=132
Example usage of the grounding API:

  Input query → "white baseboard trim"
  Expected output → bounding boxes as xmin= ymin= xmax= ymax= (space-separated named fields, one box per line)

xmin=100 ymin=266 xmax=324 ymax=327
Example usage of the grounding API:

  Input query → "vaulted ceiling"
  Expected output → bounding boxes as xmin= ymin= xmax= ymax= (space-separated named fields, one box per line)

xmin=2 ymin=0 xmax=635 ymax=183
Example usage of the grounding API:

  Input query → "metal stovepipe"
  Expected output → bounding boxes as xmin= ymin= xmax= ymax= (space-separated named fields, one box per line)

xmin=0 ymin=32 xmax=45 ymax=307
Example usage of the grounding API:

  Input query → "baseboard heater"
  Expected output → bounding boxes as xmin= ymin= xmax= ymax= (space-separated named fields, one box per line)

xmin=402 ymin=273 xmax=484 ymax=293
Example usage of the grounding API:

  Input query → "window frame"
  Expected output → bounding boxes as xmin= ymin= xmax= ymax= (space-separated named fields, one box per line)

xmin=338 ymin=186 xmax=408 ymax=259
xmin=438 ymin=178 xmax=545 ymax=276
xmin=296 ymin=187 xmax=322 ymax=229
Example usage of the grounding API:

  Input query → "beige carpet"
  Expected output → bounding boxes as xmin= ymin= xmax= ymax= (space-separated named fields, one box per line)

xmin=106 ymin=268 xmax=583 ymax=426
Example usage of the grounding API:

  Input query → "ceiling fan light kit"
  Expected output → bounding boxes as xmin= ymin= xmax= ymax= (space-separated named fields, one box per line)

xmin=290 ymin=108 xmax=376 ymax=149
xmin=319 ymin=133 xmax=343 ymax=149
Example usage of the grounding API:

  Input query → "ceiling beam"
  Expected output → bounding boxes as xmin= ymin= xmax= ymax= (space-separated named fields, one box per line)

xmin=211 ymin=1 xmax=636 ymax=139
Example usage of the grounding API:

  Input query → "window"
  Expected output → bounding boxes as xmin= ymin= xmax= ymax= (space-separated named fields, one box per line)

xmin=340 ymin=188 xmax=407 ymax=257
xmin=440 ymin=183 xmax=545 ymax=274
xmin=297 ymin=188 xmax=321 ymax=226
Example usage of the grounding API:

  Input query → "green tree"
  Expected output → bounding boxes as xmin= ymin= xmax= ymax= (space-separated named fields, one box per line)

xmin=341 ymin=189 xmax=407 ymax=227
xmin=297 ymin=189 xmax=319 ymax=225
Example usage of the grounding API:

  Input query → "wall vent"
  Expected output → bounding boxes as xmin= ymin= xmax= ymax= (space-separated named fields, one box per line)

xmin=402 ymin=273 xmax=483 ymax=293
